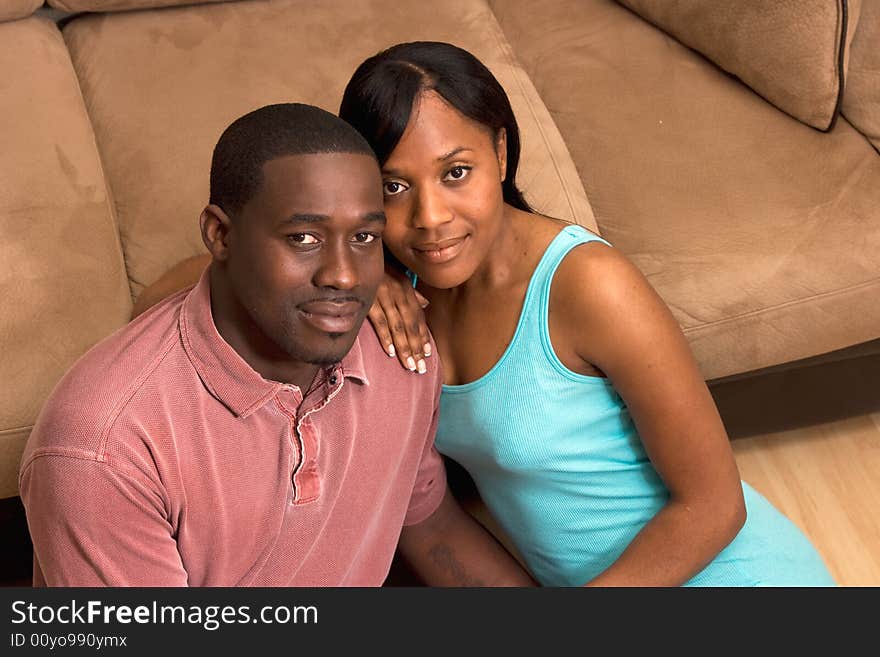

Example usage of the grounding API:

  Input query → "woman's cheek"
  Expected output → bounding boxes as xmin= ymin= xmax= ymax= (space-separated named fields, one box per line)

xmin=380 ymin=216 xmax=411 ymax=260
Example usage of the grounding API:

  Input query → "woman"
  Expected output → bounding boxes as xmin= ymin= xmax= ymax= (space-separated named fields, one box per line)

xmin=137 ymin=41 xmax=835 ymax=586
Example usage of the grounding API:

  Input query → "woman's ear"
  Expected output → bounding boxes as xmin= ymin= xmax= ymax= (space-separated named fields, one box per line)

xmin=495 ymin=127 xmax=508 ymax=182
xmin=200 ymin=204 xmax=233 ymax=262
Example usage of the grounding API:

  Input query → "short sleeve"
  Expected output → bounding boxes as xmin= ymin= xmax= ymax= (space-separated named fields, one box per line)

xmin=402 ymin=372 xmax=447 ymax=526
xmin=20 ymin=454 xmax=188 ymax=586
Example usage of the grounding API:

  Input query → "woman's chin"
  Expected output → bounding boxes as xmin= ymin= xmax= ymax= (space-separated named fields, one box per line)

xmin=408 ymin=266 xmax=470 ymax=290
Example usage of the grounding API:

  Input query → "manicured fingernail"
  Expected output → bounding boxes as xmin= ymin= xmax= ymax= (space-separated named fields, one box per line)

xmin=417 ymin=359 xmax=427 ymax=374
xmin=387 ymin=344 xmax=395 ymax=357
xmin=406 ymin=356 xmax=416 ymax=371
xmin=423 ymin=343 xmax=432 ymax=357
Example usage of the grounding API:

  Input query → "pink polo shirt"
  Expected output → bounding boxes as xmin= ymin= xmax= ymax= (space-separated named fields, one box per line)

xmin=19 ymin=271 xmax=446 ymax=586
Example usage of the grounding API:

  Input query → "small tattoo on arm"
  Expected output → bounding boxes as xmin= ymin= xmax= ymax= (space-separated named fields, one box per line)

xmin=427 ymin=544 xmax=487 ymax=586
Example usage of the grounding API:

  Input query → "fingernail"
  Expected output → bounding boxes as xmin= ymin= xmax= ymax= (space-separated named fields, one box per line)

xmin=417 ymin=359 xmax=427 ymax=374
xmin=388 ymin=344 xmax=396 ymax=358
xmin=406 ymin=356 xmax=416 ymax=371
xmin=423 ymin=343 xmax=432 ymax=357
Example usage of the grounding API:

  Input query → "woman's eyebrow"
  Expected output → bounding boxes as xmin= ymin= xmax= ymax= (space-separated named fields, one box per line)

xmin=381 ymin=147 xmax=475 ymax=176
xmin=437 ymin=147 xmax=473 ymax=161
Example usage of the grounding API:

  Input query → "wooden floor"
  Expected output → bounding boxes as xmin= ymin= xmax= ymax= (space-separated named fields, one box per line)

xmin=710 ymin=354 xmax=880 ymax=587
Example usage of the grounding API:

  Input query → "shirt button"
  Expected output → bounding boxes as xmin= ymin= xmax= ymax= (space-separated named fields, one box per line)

xmin=329 ymin=374 xmax=338 ymax=385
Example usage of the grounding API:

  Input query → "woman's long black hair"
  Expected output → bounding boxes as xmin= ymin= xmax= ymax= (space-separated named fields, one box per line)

xmin=339 ymin=41 xmax=532 ymax=213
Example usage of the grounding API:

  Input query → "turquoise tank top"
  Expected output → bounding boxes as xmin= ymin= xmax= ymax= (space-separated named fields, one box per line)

xmin=435 ymin=224 xmax=835 ymax=586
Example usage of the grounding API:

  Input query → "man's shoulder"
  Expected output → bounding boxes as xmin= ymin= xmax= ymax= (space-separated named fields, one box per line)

xmin=354 ymin=323 xmax=441 ymax=394
xmin=25 ymin=293 xmax=190 ymax=459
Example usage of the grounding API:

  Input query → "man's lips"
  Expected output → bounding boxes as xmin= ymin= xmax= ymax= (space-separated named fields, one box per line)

xmin=298 ymin=299 xmax=364 ymax=334
xmin=411 ymin=236 xmax=468 ymax=264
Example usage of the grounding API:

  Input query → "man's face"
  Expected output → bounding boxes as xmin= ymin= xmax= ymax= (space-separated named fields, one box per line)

xmin=225 ymin=152 xmax=386 ymax=366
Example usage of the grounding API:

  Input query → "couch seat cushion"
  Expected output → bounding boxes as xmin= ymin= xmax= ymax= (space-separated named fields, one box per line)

xmin=492 ymin=0 xmax=880 ymax=380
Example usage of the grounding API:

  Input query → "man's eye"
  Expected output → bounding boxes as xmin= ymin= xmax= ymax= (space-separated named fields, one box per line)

xmin=444 ymin=165 xmax=471 ymax=181
xmin=353 ymin=233 xmax=378 ymax=244
xmin=383 ymin=180 xmax=408 ymax=196
xmin=287 ymin=233 xmax=319 ymax=245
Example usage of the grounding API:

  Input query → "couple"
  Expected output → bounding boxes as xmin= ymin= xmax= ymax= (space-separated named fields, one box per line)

xmin=21 ymin=42 xmax=834 ymax=587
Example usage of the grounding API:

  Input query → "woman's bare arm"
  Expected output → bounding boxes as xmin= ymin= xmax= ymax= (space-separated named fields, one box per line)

xmin=551 ymin=243 xmax=746 ymax=586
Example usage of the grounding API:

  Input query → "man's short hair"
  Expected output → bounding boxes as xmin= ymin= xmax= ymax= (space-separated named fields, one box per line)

xmin=209 ymin=103 xmax=376 ymax=215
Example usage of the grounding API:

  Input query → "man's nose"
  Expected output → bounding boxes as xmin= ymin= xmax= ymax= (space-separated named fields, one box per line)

xmin=412 ymin=185 xmax=453 ymax=230
xmin=313 ymin=241 xmax=357 ymax=290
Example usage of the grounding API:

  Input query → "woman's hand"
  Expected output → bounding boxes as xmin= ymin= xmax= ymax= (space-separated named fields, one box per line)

xmin=368 ymin=265 xmax=432 ymax=373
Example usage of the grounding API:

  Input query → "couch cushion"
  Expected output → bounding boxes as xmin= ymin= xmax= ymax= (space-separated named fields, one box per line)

xmin=842 ymin=0 xmax=880 ymax=151
xmin=0 ymin=0 xmax=42 ymax=23
xmin=616 ymin=0 xmax=860 ymax=132
xmin=492 ymin=0 xmax=880 ymax=381
xmin=62 ymin=0 xmax=596 ymax=299
xmin=0 ymin=18 xmax=131 ymax=498
xmin=47 ymin=0 xmax=226 ymax=12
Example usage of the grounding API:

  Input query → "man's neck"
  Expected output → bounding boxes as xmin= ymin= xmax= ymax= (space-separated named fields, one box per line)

xmin=208 ymin=267 xmax=319 ymax=391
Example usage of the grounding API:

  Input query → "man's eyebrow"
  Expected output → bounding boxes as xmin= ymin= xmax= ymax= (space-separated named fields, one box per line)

xmin=280 ymin=213 xmax=329 ymax=225
xmin=279 ymin=211 xmax=386 ymax=225
xmin=363 ymin=211 xmax=387 ymax=224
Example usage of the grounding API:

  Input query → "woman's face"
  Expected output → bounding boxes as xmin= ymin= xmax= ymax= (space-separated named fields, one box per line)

xmin=380 ymin=91 xmax=507 ymax=289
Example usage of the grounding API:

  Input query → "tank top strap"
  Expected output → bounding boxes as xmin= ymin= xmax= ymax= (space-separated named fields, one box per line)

xmin=533 ymin=223 xmax=610 ymax=309
xmin=515 ymin=224 xmax=611 ymax=358
xmin=534 ymin=224 xmax=610 ymax=283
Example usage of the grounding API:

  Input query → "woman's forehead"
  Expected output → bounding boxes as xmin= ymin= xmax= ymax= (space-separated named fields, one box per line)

xmin=388 ymin=92 xmax=496 ymax=162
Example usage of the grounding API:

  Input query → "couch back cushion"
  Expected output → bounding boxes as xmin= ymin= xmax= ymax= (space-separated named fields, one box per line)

xmin=842 ymin=0 xmax=880 ymax=150
xmin=617 ymin=0 xmax=860 ymax=131
xmin=47 ymin=0 xmax=226 ymax=11
xmin=62 ymin=0 xmax=596 ymax=300
xmin=0 ymin=18 xmax=132 ymax=498
xmin=0 ymin=0 xmax=42 ymax=22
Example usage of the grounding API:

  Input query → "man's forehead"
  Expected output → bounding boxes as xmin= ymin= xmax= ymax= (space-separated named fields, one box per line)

xmin=261 ymin=151 xmax=379 ymax=178
xmin=248 ymin=151 xmax=383 ymax=219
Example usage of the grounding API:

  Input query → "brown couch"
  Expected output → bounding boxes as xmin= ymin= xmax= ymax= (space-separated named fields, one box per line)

xmin=2 ymin=0 xmax=878 ymax=582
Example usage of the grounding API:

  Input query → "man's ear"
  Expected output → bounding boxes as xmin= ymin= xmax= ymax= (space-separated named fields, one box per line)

xmin=200 ymin=204 xmax=233 ymax=262
xmin=495 ymin=127 xmax=508 ymax=182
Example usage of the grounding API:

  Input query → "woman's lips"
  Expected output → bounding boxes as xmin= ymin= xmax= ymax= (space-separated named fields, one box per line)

xmin=412 ymin=236 xmax=468 ymax=264
xmin=298 ymin=300 xmax=362 ymax=334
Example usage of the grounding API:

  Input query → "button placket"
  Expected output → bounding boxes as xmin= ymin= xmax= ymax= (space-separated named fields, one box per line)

xmin=275 ymin=384 xmax=304 ymax=504
xmin=289 ymin=370 xmax=345 ymax=505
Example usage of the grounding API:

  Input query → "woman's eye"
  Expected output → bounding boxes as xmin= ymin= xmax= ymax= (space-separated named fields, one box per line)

xmin=383 ymin=180 xmax=407 ymax=196
xmin=353 ymin=233 xmax=378 ymax=244
xmin=444 ymin=165 xmax=471 ymax=181
xmin=287 ymin=233 xmax=319 ymax=245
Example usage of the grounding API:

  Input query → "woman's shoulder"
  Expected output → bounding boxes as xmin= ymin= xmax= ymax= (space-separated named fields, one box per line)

xmin=519 ymin=211 xmax=606 ymax=247
xmin=548 ymin=225 xmax=654 ymax=321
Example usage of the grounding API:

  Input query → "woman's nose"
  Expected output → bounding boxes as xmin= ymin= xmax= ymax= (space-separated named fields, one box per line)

xmin=412 ymin=185 xmax=453 ymax=230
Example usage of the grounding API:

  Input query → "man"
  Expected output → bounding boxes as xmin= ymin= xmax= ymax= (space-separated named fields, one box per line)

xmin=19 ymin=103 xmax=533 ymax=586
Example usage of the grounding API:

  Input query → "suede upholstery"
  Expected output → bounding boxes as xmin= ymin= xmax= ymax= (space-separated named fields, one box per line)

xmin=843 ymin=0 xmax=880 ymax=150
xmin=616 ymin=0 xmax=859 ymax=131
xmin=490 ymin=0 xmax=880 ymax=380
xmin=1 ymin=0 xmax=878 ymax=500
xmin=47 ymin=0 xmax=226 ymax=11
xmin=0 ymin=17 xmax=132 ymax=498
xmin=0 ymin=0 xmax=42 ymax=22
xmin=63 ymin=0 xmax=596 ymax=299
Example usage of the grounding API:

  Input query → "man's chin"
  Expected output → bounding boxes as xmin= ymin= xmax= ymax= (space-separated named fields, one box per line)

xmin=296 ymin=331 xmax=360 ymax=367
